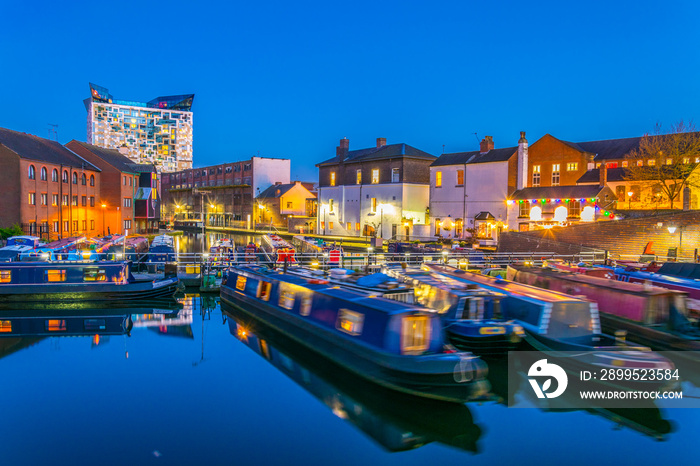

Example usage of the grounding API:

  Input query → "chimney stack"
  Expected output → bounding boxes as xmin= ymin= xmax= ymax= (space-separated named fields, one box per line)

xmin=517 ymin=131 xmax=528 ymax=190
xmin=336 ymin=138 xmax=349 ymax=161
xmin=376 ymin=137 xmax=386 ymax=148
xmin=599 ymin=164 xmax=608 ymax=186
xmin=480 ymin=136 xmax=494 ymax=153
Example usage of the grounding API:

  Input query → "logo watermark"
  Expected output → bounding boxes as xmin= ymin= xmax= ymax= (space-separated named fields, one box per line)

xmin=527 ymin=359 xmax=568 ymax=399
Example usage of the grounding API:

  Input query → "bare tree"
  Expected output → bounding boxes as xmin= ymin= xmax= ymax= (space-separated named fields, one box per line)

xmin=623 ymin=121 xmax=700 ymax=208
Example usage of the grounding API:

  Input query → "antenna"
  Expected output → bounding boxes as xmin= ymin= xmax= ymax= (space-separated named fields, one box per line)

xmin=48 ymin=124 xmax=59 ymax=141
xmin=473 ymin=132 xmax=479 ymax=144
xmin=442 ymin=144 xmax=445 ymax=154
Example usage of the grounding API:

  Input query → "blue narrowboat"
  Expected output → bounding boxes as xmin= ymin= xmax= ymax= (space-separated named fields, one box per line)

xmin=148 ymin=235 xmax=177 ymax=265
xmin=223 ymin=303 xmax=483 ymax=452
xmin=382 ymin=265 xmax=525 ymax=355
xmin=0 ymin=261 xmax=182 ymax=306
xmin=0 ymin=311 xmax=133 ymax=337
xmin=220 ymin=265 xmax=490 ymax=403
xmin=0 ymin=236 xmax=43 ymax=262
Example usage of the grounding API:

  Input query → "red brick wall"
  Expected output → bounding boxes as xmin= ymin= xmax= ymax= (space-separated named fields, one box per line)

xmin=528 ymin=135 xmax=590 ymax=187
xmin=0 ymin=146 xmax=21 ymax=227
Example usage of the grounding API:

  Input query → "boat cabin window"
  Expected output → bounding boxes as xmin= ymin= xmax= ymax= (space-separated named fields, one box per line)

xmin=259 ymin=339 xmax=271 ymax=360
xmin=46 ymin=319 xmax=67 ymax=332
xmin=0 ymin=271 xmax=11 ymax=283
xmin=337 ymin=309 xmax=364 ymax=336
xmin=45 ymin=270 xmax=66 ymax=282
xmin=279 ymin=290 xmax=295 ymax=310
xmin=0 ymin=320 xmax=11 ymax=333
xmin=235 ymin=275 xmax=247 ymax=291
xmin=467 ymin=298 xmax=485 ymax=320
xmin=83 ymin=268 xmax=107 ymax=282
xmin=300 ymin=296 xmax=312 ymax=316
xmin=646 ymin=296 xmax=670 ymax=325
xmin=257 ymin=281 xmax=272 ymax=301
xmin=401 ymin=315 xmax=430 ymax=355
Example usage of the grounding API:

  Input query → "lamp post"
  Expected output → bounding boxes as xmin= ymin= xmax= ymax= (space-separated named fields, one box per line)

xmin=210 ymin=204 xmax=216 ymax=227
xmin=667 ymin=225 xmax=683 ymax=259
xmin=627 ymin=191 xmax=633 ymax=210
xmin=258 ymin=203 xmax=265 ymax=230
xmin=101 ymin=203 xmax=106 ymax=236
xmin=380 ymin=206 xmax=384 ymax=239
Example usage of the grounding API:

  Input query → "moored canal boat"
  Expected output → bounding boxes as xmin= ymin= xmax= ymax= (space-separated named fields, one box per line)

xmin=0 ymin=261 xmax=182 ymax=306
xmin=260 ymin=234 xmax=296 ymax=265
xmin=0 ymin=236 xmax=43 ymax=262
xmin=220 ymin=265 xmax=490 ymax=403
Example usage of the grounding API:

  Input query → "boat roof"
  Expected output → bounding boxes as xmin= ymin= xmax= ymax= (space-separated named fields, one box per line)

xmin=423 ymin=264 xmax=588 ymax=303
xmin=384 ymin=265 xmax=505 ymax=298
xmin=0 ymin=260 xmax=127 ymax=268
xmin=657 ymin=262 xmax=700 ymax=280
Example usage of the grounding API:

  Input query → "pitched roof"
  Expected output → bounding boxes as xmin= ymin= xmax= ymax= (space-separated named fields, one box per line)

xmin=317 ymin=143 xmax=435 ymax=166
xmin=431 ymin=146 xmax=517 ymax=167
xmin=67 ymin=140 xmax=139 ymax=173
xmin=0 ymin=127 xmax=100 ymax=171
xmin=509 ymin=185 xmax=615 ymax=201
xmin=563 ymin=136 xmax=643 ymax=161
xmin=577 ymin=167 xmax=627 ymax=183
xmin=257 ymin=181 xmax=315 ymax=199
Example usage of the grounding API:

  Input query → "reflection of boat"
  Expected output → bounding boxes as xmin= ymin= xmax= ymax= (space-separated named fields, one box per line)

xmin=223 ymin=302 xmax=483 ymax=453
xmin=260 ymin=235 xmax=296 ymax=264
xmin=0 ymin=312 xmax=132 ymax=337
xmin=221 ymin=265 xmax=490 ymax=403
xmin=383 ymin=265 xmax=524 ymax=355
xmin=0 ymin=236 xmax=43 ymax=262
xmin=0 ymin=261 xmax=182 ymax=306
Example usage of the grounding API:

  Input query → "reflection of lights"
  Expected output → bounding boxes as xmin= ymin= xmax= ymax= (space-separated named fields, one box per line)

xmin=367 ymin=247 xmax=374 ymax=253
xmin=237 ymin=326 xmax=249 ymax=342
xmin=442 ymin=250 xmax=448 ymax=256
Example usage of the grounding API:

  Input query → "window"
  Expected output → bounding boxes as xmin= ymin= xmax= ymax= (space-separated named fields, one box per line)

xmin=371 ymin=169 xmax=379 ymax=184
xmin=683 ymin=157 xmax=690 ymax=164
xmin=83 ymin=268 xmax=107 ymax=281
xmin=356 ymin=169 xmax=362 ymax=184
xmin=72 ymin=220 xmax=78 ymax=231
xmin=46 ymin=319 xmax=66 ymax=331
xmin=337 ymin=309 xmax=364 ymax=335
xmin=279 ymin=290 xmax=295 ymax=310
xmin=81 ymin=220 xmax=86 ymax=230
xmin=53 ymin=221 xmax=58 ymax=232
xmin=392 ymin=168 xmax=400 ymax=183
xmin=72 ymin=196 xmax=78 ymax=206
xmin=300 ymin=296 xmax=312 ymax=316
xmin=435 ymin=171 xmax=442 ymax=187
xmin=648 ymin=159 xmax=656 ymax=166
xmin=328 ymin=199 xmax=334 ymax=212
xmin=28 ymin=165 xmax=35 ymax=179
xmin=257 ymin=281 xmax=272 ymax=301
xmin=124 ymin=198 xmax=132 ymax=207
xmin=51 ymin=194 xmax=58 ymax=206
xmin=355 ymin=222 xmax=360 ymax=231
xmin=90 ymin=220 xmax=95 ymax=230
xmin=345 ymin=222 xmax=351 ymax=231
xmin=62 ymin=195 xmax=68 ymax=206
xmin=0 ymin=271 xmax=11 ymax=283
xmin=329 ymin=222 xmax=333 ymax=230
xmin=63 ymin=221 xmax=69 ymax=232
xmin=551 ymin=164 xmax=560 ymax=186
xmin=129 ymin=177 xmax=132 ymax=187
xmin=40 ymin=167 xmax=47 ymax=181
xmin=28 ymin=193 xmax=36 ymax=205
xmin=286 ymin=202 xmax=292 ymax=209
xmin=330 ymin=172 xmax=336 ymax=186
xmin=519 ymin=201 xmax=530 ymax=217
xmin=569 ymin=200 xmax=581 ymax=217
xmin=370 ymin=197 xmax=377 ymax=213
xmin=566 ymin=163 xmax=578 ymax=171
xmin=631 ymin=185 xmax=641 ymax=202
xmin=622 ymin=161 xmax=628 ymax=167
xmin=46 ymin=269 xmax=66 ymax=282
xmin=637 ymin=160 xmax=644 ymax=167
xmin=90 ymin=174 xmax=95 ymax=186
xmin=82 ymin=196 xmax=87 ymax=206
xmin=320 ymin=221 xmax=325 ymax=230
xmin=457 ymin=169 xmax=464 ymax=186
xmin=666 ymin=158 xmax=673 ymax=165
xmin=41 ymin=193 xmax=47 ymax=206
xmin=123 ymin=220 xmax=131 ymax=230
xmin=236 ymin=275 xmax=247 ymax=291
xmin=90 ymin=196 xmax=95 ymax=207
xmin=72 ymin=172 xmax=78 ymax=184
xmin=123 ymin=176 xmax=127 ymax=185
xmin=401 ymin=316 xmax=430 ymax=354
xmin=532 ymin=165 xmax=541 ymax=186
xmin=81 ymin=174 xmax=86 ymax=185
xmin=62 ymin=170 xmax=68 ymax=183
xmin=52 ymin=169 xmax=58 ymax=182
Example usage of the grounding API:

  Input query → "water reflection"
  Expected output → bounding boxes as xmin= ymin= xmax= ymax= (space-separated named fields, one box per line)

xmin=175 ymin=232 xmax=262 ymax=254
xmin=222 ymin=301 xmax=483 ymax=453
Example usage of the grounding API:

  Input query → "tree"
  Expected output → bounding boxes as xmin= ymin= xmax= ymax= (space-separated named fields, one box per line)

xmin=0 ymin=224 xmax=23 ymax=240
xmin=623 ymin=121 xmax=700 ymax=208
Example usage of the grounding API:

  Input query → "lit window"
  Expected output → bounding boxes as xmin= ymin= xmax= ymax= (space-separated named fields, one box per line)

xmin=435 ymin=171 xmax=442 ymax=187
xmin=648 ymin=159 xmax=656 ymax=166
xmin=28 ymin=193 xmax=35 ymax=205
xmin=552 ymin=164 xmax=560 ymax=186
xmin=330 ymin=172 xmax=336 ymax=186
xmin=257 ymin=281 xmax=272 ymax=301
xmin=46 ymin=319 xmax=66 ymax=332
xmin=83 ymin=268 xmax=106 ymax=281
xmin=356 ymin=169 xmax=362 ymax=184
xmin=46 ymin=270 xmax=66 ymax=282
xmin=329 ymin=222 xmax=333 ymax=230
xmin=279 ymin=290 xmax=295 ymax=310
xmin=0 ymin=320 xmax=11 ymax=332
xmin=519 ymin=201 xmax=529 ymax=217
xmin=457 ymin=169 xmax=464 ymax=185
xmin=666 ymin=158 xmax=673 ymax=165
xmin=622 ymin=161 xmax=628 ymax=167
xmin=532 ymin=165 xmax=541 ymax=187
xmin=28 ymin=165 xmax=35 ymax=179
xmin=581 ymin=205 xmax=595 ymax=222
xmin=401 ymin=315 xmax=430 ymax=354
xmin=337 ymin=309 xmax=364 ymax=335
xmin=235 ymin=275 xmax=247 ymax=291
xmin=553 ymin=206 xmax=568 ymax=222
xmin=0 ymin=271 xmax=11 ymax=283
xmin=370 ymin=197 xmax=377 ymax=213
xmin=371 ymin=169 xmax=379 ymax=184
xmin=637 ymin=160 xmax=644 ymax=167
xmin=392 ymin=168 xmax=400 ymax=183
xmin=566 ymin=163 xmax=578 ymax=171
xmin=347 ymin=222 xmax=352 ymax=230
xmin=355 ymin=222 xmax=360 ymax=231
xmin=683 ymin=157 xmax=690 ymax=164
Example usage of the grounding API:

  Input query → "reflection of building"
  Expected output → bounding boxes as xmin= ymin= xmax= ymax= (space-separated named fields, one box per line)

xmin=84 ymin=83 xmax=194 ymax=172
xmin=0 ymin=127 xmax=102 ymax=239
xmin=161 ymin=158 xmax=290 ymax=229
xmin=316 ymin=138 xmax=435 ymax=239
xmin=256 ymin=181 xmax=317 ymax=231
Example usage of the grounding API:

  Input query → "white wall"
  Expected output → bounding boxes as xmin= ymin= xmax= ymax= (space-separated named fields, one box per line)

xmin=429 ymin=165 xmax=465 ymax=237
xmin=464 ymin=161 xmax=509 ymax=230
xmin=252 ymin=157 xmax=291 ymax=195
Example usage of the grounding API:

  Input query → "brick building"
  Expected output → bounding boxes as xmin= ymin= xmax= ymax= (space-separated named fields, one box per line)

xmin=256 ymin=181 xmax=317 ymax=230
xmin=316 ymin=138 xmax=435 ymax=239
xmin=0 ymin=127 xmax=102 ymax=240
xmin=161 ymin=157 xmax=290 ymax=229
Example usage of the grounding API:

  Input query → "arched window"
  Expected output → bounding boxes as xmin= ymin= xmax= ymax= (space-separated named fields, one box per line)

xmin=62 ymin=170 xmax=68 ymax=183
xmin=553 ymin=206 xmax=568 ymax=222
xmin=81 ymin=173 xmax=87 ymax=185
xmin=72 ymin=172 xmax=78 ymax=184
xmin=529 ymin=206 xmax=542 ymax=222
xmin=28 ymin=165 xmax=35 ymax=180
xmin=52 ymin=169 xmax=58 ymax=182
xmin=90 ymin=174 xmax=95 ymax=186
xmin=40 ymin=167 xmax=47 ymax=181
xmin=581 ymin=206 xmax=595 ymax=222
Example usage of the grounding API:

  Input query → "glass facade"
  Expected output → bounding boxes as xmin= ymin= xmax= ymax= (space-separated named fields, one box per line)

xmin=85 ymin=83 xmax=194 ymax=172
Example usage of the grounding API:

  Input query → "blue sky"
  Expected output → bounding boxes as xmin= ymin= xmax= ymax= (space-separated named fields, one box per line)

xmin=2 ymin=0 xmax=699 ymax=181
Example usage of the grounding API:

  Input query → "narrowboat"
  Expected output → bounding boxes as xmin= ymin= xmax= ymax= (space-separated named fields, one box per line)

xmin=260 ymin=234 xmax=296 ymax=265
xmin=220 ymin=265 xmax=490 ymax=403
xmin=0 ymin=236 xmax=43 ymax=262
xmin=382 ymin=265 xmax=525 ymax=355
xmin=23 ymin=236 xmax=92 ymax=261
xmin=543 ymin=259 xmax=615 ymax=279
xmin=223 ymin=303 xmax=483 ymax=452
xmin=0 ymin=261 xmax=182 ymax=306
xmin=292 ymin=235 xmax=343 ymax=265
xmin=422 ymin=263 xmax=676 ymax=382
xmin=506 ymin=264 xmax=700 ymax=356
xmin=606 ymin=262 xmax=700 ymax=315
xmin=148 ymin=235 xmax=177 ymax=265
xmin=386 ymin=241 xmax=443 ymax=263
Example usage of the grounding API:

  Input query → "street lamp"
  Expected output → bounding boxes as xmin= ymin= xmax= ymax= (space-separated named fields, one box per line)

xmin=668 ymin=225 xmax=683 ymax=259
xmin=258 ymin=203 xmax=265 ymax=229
xmin=627 ymin=191 xmax=633 ymax=210
xmin=101 ymin=203 xmax=106 ymax=236
xmin=210 ymin=204 xmax=216 ymax=226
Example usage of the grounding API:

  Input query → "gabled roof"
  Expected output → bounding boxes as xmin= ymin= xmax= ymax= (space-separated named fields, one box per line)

xmin=474 ymin=211 xmax=496 ymax=220
xmin=0 ymin=127 xmax=100 ymax=171
xmin=257 ymin=181 xmax=316 ymax=199
xmin=67 ymin=140 xmax=138 ymax=173
xmin=316 ymin=143 xmax=435 ymax=167
xmin=509 ymin=185 xmax=616 ymax=201
xmin=577 ymin=167 xmax=627 ymax=184
xmin=431 ymin=146 xmax=517 ymax=167
xmin=563 ymin=136 xmax=643 ymax=161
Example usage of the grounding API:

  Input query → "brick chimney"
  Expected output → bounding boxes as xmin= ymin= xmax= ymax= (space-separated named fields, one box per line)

xmin=376 ymin=137 xmax=386 ymax=148
xmin=336 ymin=138 xmax=349 ymax=162
xmin=480 ymin=136 xmax=494 ymax=154
xmin=599 ymin=164 xmax=607 ymax=186
xmin=517 ymin=131 xmax=528 ymax=190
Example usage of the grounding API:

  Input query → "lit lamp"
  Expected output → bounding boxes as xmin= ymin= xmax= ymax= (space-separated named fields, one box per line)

xmin=668 ymin=225 xmax=683 ymax=259
xmin=101 ymin=203 xmax=107 ymax=236
xmin=627 ymin=191 xmax=633 ymax=210
xmin=210 ymin=204 xmax=216 ymax=226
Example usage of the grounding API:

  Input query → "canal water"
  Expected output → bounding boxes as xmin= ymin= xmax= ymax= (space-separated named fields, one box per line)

xmin=1 ymin=236 xmax=697 ymax=465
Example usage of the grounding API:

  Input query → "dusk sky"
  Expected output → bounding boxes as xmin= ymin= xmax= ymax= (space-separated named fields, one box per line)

xmin=2 ymin=0 xmax=699 ymax=182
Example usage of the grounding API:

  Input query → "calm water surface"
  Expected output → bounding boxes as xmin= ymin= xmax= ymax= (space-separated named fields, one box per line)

xmin=1 ymin=236 xmax=697 ymax=465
